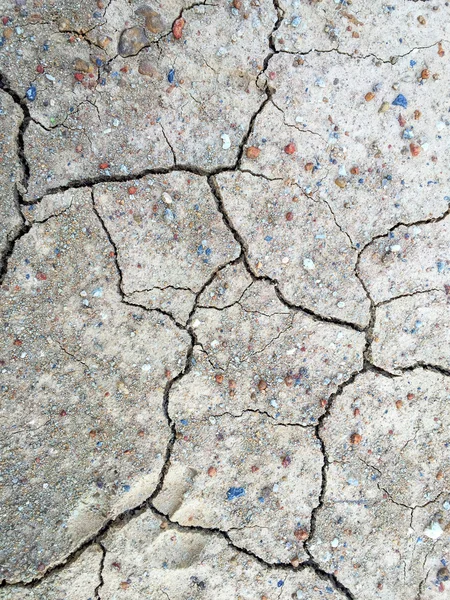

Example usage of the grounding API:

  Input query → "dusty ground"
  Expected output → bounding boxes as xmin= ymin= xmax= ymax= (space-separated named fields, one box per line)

xmin=0 ymin=0 xmax=449 ymax=599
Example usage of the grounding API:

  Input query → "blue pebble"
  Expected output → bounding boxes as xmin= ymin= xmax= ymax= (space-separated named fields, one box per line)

xmin=410 ymin=60 xmax=416 ymax=67
xmin=205 ymin=248 xmax=211 ymax=256
xmin=180 ymin=419 xmax=188 ymax=425
xmin=197 ymin=245 xmax=204 ymax=255
xmin=168 ymin=68 xmax=175 ymax=83
xmin=264 ymin=236 xmax=273 ymax=242
xmin=277 ymin=580 xmax=284 ymax=588
xmin=122 ymin=484 xmax=130 ymax=492
xmin=392 ymin=94 xmax=408 ymax=108
xmin=26 ymin=85 xmax=37 ymax=102
xmin=227 ymin=487 xmax=245 ymax=500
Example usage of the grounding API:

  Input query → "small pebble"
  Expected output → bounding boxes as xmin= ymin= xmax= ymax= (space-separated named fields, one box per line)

xmin=144 ymin=13 xmax=164 ymax=33
xmin=392 ymin=94 xmax=408 ymax=108
xmin=227 ymin=487 xmax=245 ymax=500
xmin=284 ymin=142 xmax=296 ymax=155
xmin=172 ymin=17 xmax=185 ymax=40
xmin=365 ymin=91 xmax=375 ymax=101
xmin=246 ymin=146 xmax=260 ymax=159
xmin=350 ymin=433 xmax=362 ymax=445
xmin=221 ymin=134 xmax=231 ymax=150
xmin=410 ymin=142 xmax=421 ymax=157
xmin=118 ymin=27 xmax=148 ymax=57
xmin=73 ymin=58 xmax=93 ymax=74
xmin=294 ymin=528 xmax=309 ymax=541
xmin=257 ymin=379 xmax=267 ymax=392
xmin=26 ymin=85 xmax=37 ymax=101
xmin=138 ymin=61 xmax=158 ymax=77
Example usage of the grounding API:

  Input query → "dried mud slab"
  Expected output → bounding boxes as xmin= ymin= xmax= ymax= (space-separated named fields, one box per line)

xmin=22 ymin=0 xmax=277 ymax=200
xmin=0 ymin=545 xmax=103 ymax=600
xmin=358 ymin=215 xmax=450 ymax=303
xmin=0 ymin=188 xmax=190 ymax=583
xmin=274 ymin=1 xmax=450 ymax=60
xmin=153 ymin=411 xmax=323 ymax=564
xmin=171 ymin=279 xmax=365 ymax=425
xmin=100 ymin=509 xmax=348 ymax=599
xmin=94 ymin=173 xmax=240 ymax=319
xmin=309 ymin=369 xmax=450 ymax=600
xmin=216 ymin=171 xmax=370 ymax=326
xmin=372 ymin=290 xmax=450 ymax=374
xmin=0 ymin=89 xmax=23 ymax=261
xmin=243 ymin=47 xmax=450 ymax=247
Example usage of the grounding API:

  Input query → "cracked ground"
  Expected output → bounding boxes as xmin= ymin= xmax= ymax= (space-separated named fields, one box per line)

xmin=0 ymin=0 xmax=449 ymax=598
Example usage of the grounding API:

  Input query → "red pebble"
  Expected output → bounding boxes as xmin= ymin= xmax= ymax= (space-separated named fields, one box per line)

xmin=2 ymin=17 xmax=9 ymax=25
xmin=172 ymin=17 xmax=185 ymax=40
xmin=99 ymin=162 xmax=109 ymax=169
xmin=284 ymin=142 xmax=296 ymax=155
xmin=282 ymin=455 xmax=292 ymax=468
xmin=74 ymin=73 xmax=84 ymax=81
xmin=128 ymin=186 xmax=138 ymax=195
xmin=36 ymin=64 xmax=44 ymax=74
xmin=36 ymin=272 xmax=47 ymax=281
xmin=410 ymin=142 xmax=421 ymax=157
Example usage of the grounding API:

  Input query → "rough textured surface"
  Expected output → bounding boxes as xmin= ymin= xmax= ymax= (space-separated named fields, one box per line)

xmin=216 ymin=171 xmax=370 ymax=327
xmin=100 ymin=509 xmax=348 ymax=599
xmin=359 ymin=216 xmax=450 ymax=303
xmin=310 ymin=369 xmax=450 ymax=600
xmin=0 ymin=89 xmax=23 ymax=261
xmin=94 ymin=173 xmax=240 ymax=304
xmin=171 ymin=280 xmax=365 ymax=425
xmin=372 ymin=290 xmax=450 ymax=374
xmin=0 ymin=188 xmax=189 ymax=583
xmin=1 ymin=0 xmax=450 ymax=598
xmin=154 ymin=411 xmax=323 ymax=563
xmin=274 ymin=1 xmax=450 ymax=59
xmin=0 ymin=545 xmax=103 ymax=600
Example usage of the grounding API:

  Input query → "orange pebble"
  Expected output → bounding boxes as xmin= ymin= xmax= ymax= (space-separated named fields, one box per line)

xmin=284 ymin=142 xmax=296 ymax=155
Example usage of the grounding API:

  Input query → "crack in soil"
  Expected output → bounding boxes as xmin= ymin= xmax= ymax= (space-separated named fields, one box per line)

xmin=1 ymin=10 xmax=449 ymax=599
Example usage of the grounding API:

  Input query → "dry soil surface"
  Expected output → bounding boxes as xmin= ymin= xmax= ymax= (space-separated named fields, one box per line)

xmin=0 ymin=1 xmax=449 ymax=599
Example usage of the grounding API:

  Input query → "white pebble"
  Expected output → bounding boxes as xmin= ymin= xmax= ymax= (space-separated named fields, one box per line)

xmin=221 ymin=133 xmax=231 ymax=150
